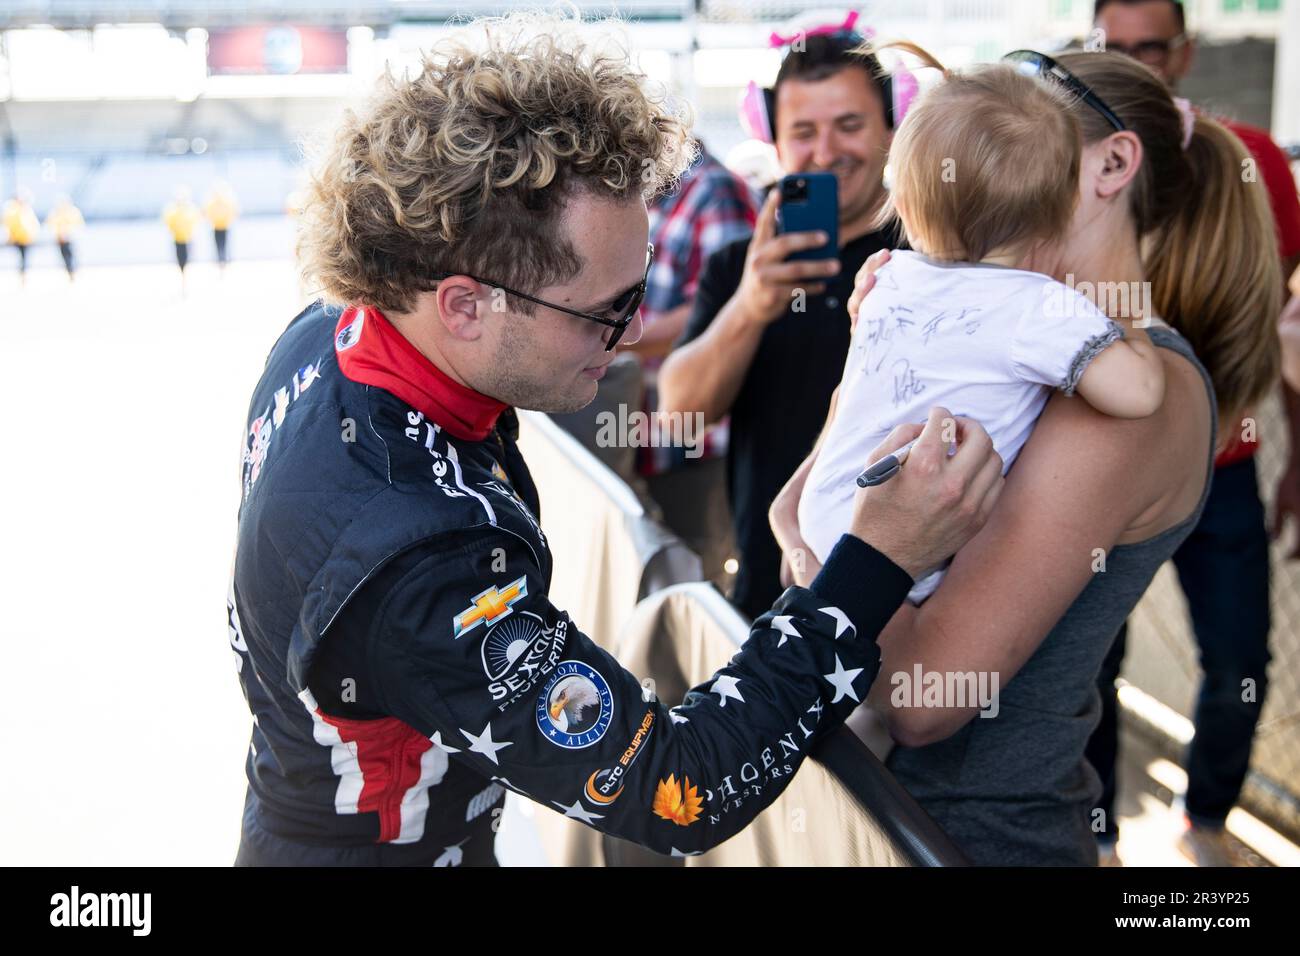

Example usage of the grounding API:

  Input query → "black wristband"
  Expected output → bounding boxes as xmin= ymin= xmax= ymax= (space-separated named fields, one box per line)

xmin=809 ymin=534 xmax=914 ymax=641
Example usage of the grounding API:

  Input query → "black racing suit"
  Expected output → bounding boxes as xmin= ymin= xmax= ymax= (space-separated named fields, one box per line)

xmin=229 ymin=301 xmax=913 ymax=865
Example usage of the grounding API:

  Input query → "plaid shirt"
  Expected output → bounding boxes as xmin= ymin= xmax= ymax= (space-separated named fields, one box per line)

xmin=638 ymin=147 xmax=756 ymax=474
xmin=644 ymin=148 xmax=758 ymax=317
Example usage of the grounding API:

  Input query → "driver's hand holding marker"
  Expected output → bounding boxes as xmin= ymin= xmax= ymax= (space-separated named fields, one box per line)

xmin=773 ymin=405 xmax=1003 ymax=586
xmin=846 ymin=407 xmax=1003 ymax=581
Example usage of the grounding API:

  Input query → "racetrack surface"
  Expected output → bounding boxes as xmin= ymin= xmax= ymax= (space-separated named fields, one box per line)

xmin=0 ymin=256 xmax=546 ymax=865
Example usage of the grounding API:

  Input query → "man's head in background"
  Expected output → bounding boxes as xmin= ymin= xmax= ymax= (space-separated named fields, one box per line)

xmin=771 ymin=33 xmax=893 ymax=226
xmin=1094 ymin=0 xmax=1192 ymax=87
xmin=296 ymin=14 xmax=694 ymax=414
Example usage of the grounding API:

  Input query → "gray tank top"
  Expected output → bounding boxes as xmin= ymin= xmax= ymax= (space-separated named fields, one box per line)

xmin=885 ymin=325 xmax=1217 ymax=866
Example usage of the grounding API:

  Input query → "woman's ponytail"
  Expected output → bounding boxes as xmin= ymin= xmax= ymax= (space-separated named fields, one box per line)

xmin=1145 ymin=114 xmax=1280 ymax=423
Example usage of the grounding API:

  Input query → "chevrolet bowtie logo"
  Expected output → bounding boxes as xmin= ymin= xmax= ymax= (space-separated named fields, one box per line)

xmin=453 ymin=576 xmax=528 ymax=639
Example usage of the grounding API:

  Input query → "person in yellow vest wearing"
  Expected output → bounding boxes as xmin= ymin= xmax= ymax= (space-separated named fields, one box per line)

xmin=3 ymin=191 xmax=40 ymax=287
xmin=46 ymin=196 xmax=85 ymax=283
xmin=163 ymin=186 xmax=201 ymax=294
xmin=204 ymin=181 xmax=239 ymax=274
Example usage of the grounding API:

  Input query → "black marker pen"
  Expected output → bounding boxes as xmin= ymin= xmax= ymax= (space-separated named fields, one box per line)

xmin=856 ymin=438 xmax=918 ymax=487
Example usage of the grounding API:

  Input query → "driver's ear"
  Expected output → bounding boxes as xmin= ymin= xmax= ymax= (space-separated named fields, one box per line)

xmin=435 ymin=276 xmax=487 ymax=343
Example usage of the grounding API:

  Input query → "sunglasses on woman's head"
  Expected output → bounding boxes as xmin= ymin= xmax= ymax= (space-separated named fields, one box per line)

xmin=430 ymin=243 xmax=655 ymax=352
xmin=1002 ymin=50 xmax=1127 ymax=133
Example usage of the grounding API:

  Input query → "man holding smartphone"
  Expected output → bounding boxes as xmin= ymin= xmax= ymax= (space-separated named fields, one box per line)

xmin=660 ymin=27 xmax=902 ymax=620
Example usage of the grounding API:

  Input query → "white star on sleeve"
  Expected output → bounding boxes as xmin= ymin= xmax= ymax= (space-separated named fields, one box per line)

xmin=460 ymin=721 xmax=513 ymax=765
xmin=551 ymin=799 xmax=604 ymax=825
xmin=669 ymin=709 xmax=690 ymax=725
xmin=823 ymin=655 xmax=866 ymax=704
xmin=710 ymin=674 xmax=745 ymax=708
xmin=818 ymin=606 xmax=856 ymax=639
xmin=430 ymin=731 xmax=461 ymax=754
xmin=771 ymin=615 xmax=804 ymax=647
xmin=491 ymin=775 xmax=528 ymax=796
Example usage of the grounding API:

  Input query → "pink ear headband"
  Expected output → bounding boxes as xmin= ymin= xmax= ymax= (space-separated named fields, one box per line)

xmin=738 ymin=80 xmax=773 ymax=143
xmin=767 ymin=9 xmax=863 ymax=48
xmin=738 ymin=12 xmax=920 ymax=144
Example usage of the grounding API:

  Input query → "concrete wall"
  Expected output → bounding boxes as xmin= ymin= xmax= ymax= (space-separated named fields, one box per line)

xmin=1180 ymin=36 xmax=1280 ymax=133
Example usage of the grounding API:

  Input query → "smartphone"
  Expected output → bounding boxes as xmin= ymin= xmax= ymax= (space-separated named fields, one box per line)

xmin=776 ymin=172 xmax=838 ymax=261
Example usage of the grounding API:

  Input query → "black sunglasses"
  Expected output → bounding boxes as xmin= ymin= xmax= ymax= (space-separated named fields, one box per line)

xmin=431 ymin=243 xmax=654 ymax=352
xmin=1002 ymin=50 xmax=1127 ymax=133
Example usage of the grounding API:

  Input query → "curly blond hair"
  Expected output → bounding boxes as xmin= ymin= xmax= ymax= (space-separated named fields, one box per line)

xmin=297 ymin=12 xmax=695 ymax=314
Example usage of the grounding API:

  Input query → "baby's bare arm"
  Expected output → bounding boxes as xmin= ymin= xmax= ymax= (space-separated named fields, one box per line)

xmin=1075 ymin=325 xmax=1166 ymax=418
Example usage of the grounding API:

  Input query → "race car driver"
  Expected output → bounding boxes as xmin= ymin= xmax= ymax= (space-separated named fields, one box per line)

xmin=228 ymin=13 xmax=1003 ymax=866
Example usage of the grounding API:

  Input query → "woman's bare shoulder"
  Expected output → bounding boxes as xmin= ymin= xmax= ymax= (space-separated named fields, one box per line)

xmin=1120 ymin=345 xmax=1213 ymax=543
xmin=1033 ymin=344 xmax=1211 ymax=545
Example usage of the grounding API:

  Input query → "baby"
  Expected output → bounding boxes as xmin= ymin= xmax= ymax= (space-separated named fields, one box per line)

xmin=797 ymin=47 xmax=1166 ymax=604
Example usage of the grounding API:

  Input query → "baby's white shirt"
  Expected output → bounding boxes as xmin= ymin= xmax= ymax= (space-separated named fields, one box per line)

xmin=798 ymin=251 xmax=1124 ymax=603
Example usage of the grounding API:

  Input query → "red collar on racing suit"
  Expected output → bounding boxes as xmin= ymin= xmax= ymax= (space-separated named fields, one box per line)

xmin=333 ymin=305 xmax=507 ymax=442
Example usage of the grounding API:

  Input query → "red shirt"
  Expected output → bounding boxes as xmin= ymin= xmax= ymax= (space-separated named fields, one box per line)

xmin=1214 ymin=120 xmax=1300 ymax=468
xmin=1223 ymin=120 xmax=1300 ymax=259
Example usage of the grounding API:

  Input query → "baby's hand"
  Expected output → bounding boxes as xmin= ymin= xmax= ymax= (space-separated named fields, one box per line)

xmin=770 ymin=469 xmax=818 ymax=587
xmin=848 ymin=248 xmax=892 ymax=333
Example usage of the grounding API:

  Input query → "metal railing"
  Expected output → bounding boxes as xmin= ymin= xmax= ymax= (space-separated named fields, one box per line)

xmin=812 ymin=724 xmax=970 ymax=867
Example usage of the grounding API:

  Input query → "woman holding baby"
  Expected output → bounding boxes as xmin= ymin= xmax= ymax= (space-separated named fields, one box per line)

xmin=770 ymin=47 xmax=1280 ymax=865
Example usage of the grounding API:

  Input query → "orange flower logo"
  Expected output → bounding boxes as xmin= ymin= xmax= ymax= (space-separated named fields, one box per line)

xmin=652 ymin=774 xmax=703 ymax=826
